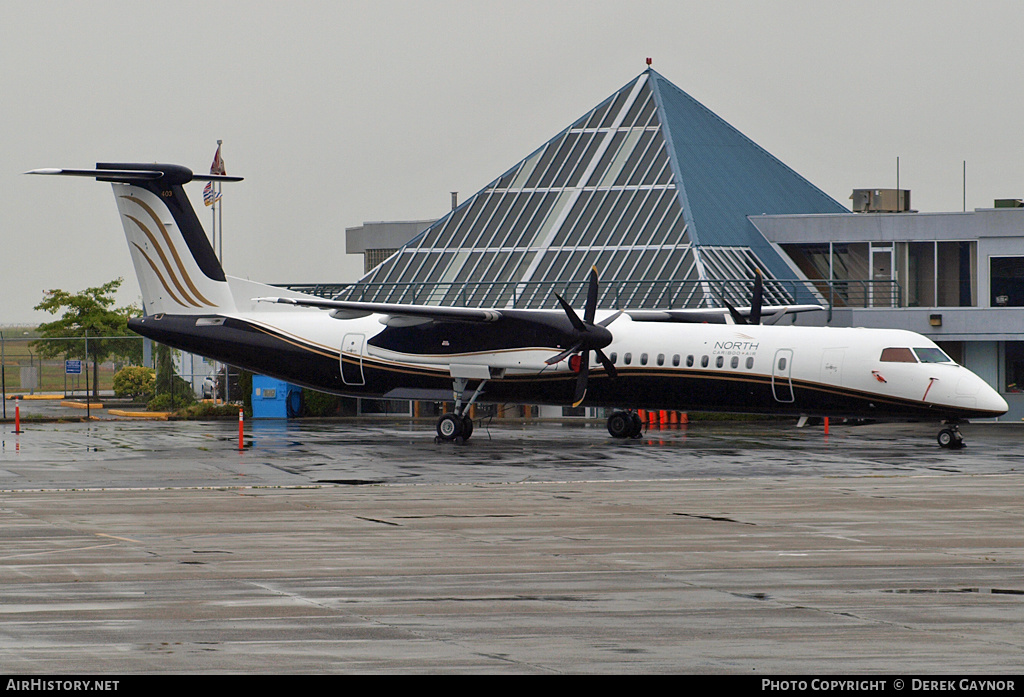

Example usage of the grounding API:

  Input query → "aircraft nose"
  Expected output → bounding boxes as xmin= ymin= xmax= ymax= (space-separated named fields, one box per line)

xmin=981 ymin=384 xmax=1009 ymax=415
xmin=954 ymin=370 xmax=1008 ymax=416
xmin=970 ymin=375 xmax=1008 ymax=415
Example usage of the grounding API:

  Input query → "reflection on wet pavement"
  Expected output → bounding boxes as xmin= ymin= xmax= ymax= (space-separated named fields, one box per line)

xmin=2 ymin=418 xmax=1021 ymax=490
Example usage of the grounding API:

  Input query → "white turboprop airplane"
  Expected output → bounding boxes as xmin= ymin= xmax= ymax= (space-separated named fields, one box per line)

xmin=29 ymin=163 xmax=1008 ymax=448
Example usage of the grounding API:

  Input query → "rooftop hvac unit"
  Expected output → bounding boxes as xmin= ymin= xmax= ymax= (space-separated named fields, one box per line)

xmin=851 ymin=188 xmax=912 ymax=213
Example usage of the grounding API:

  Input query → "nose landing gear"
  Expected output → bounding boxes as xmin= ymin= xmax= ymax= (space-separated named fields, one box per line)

xmin=937 ymin=424 xmax=965 ymax=449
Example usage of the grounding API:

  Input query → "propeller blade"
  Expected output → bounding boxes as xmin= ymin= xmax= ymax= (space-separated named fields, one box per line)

xmin=595 ymin=348 xmax=618 ymax=379
xmin=547 ymin=268 xmax=618 ymax=401
xmin=723 ymin=299 xmax=748 ymax=325
xmin=584 ymin=267 xmax=599 ymax=325
xmin=553 ymin=291 xmax=586 ymax=332
xmin=750 ymin=269 xmax=763 ymax=325
xmin=545 ymin=341 xmax=583 ymax=365
xmin=572 ymin=351 xmax=591 ymax=407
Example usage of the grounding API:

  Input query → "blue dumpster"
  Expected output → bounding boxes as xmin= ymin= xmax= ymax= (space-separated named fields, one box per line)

xmin=252 ymin=375 xmax=302 ymax=418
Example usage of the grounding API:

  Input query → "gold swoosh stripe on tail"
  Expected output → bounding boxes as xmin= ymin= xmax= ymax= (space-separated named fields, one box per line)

xmin=130 ymin=242 xmax=191 ymax=308
xmin=124 ymin=215 xmax=202 ymax=307
xmin=120 ymin=195 xmax=216 ymax=307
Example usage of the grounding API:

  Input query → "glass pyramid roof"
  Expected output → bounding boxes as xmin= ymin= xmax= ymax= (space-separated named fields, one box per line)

xmin=338 ymin=69 xmax=848 ymax=310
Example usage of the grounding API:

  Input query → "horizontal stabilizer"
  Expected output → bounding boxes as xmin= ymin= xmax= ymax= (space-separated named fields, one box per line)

xmin=26 ymin=166 xmax=243 ymax=184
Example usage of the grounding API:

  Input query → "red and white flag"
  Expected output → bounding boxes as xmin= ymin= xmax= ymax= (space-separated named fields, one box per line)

xmin=210 ymin=145 xmax=226 ymax=175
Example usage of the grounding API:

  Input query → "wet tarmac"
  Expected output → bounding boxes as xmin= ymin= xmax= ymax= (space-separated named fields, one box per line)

xmin=3 ymin=417 xmax=1022 ymax=488
xmin=0 ymin=417 xmax=1021 ymax=674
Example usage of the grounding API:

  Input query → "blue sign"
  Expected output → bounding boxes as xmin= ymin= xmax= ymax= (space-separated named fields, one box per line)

xmin=65 ymin=360 xmax=83 ymax=375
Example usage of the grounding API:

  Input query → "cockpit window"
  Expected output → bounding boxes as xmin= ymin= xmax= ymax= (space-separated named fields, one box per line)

xmin=880 ymin=347 xmax=916 ymax=363
xmin=913 ymin=347 xmax=954 ymax=364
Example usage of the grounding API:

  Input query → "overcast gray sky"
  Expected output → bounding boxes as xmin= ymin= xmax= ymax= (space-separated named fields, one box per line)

xmin=4 ymin=0 xmax=1023 ymax=324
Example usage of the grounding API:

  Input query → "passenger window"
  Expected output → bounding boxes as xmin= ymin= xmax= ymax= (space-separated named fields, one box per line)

xmin=610 ymin=352 xmax=617 ymax=364
xmin=701 ymin=355 xmax=709 ymax=368
xmin=778 ymin=357 xmax=787 ymax=371
xmin=731 ymin=356 xmax=739 ymax=369
xmin=640 ymin=353 xmax=648 ymax=366
xmin=746 ymin=356 xmax=754 ymax=369
xmin=624 ymin=353 xmax=632 ymax=365
xmin=657 ymin=354 xmax=665 ymax=366
xmin=716 ymin=356 xmax=724 ymax=368
xmin=686 ymin=355 xmax=694 ymax=367
xmin=672 ymin=354 xmax=680 ymax=367
xmin=880 ymin=347 xmax=917 ymax=363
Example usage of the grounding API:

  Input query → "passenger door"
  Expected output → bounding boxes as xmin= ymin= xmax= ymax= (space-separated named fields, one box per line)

xmin=341 ymin=333 xmax=366 ymax=386
xmin=772 ymin=348 xmax=794 ymax=403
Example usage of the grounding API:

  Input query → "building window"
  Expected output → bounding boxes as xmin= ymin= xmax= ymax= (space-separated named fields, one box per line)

xmin=991 ymin=257 xmax=1024 ymax=307
xmin=783 ymin=241 xmax=978 ymax=308
xmin=1005 ymin=342 xmax=1024 ymax=393
xmin=902 ymin=241 xmax=976 ymax=307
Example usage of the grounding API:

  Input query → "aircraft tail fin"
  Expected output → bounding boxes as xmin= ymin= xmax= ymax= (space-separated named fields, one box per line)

xmin=29 ymin=163 xmax=243 ymax=316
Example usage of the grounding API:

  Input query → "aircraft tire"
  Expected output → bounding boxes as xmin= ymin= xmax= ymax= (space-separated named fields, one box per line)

xmin=629 ymin=411 xmax=644 ymax=438
xmin=436 ymin=413 xmax=464 ymax=441
xmin=607 ymin=411 xmax=632 ymax=438
xmin=461 ymin=415 xmax=474 ymax=441
xmin=937 ymin=428 xmax=963 ymax=449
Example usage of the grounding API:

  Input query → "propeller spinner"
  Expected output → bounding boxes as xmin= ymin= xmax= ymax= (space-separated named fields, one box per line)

xmin=546 ymin=267 xmax=621 ymax=406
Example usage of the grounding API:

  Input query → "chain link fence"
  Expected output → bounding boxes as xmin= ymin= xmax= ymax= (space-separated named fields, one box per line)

xmin=0 ymin=332 xmax=239 ymax=418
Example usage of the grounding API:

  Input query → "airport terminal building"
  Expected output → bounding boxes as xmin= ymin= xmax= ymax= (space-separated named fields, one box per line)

xmin=310 ymin=68 xmax=1024 ymax=420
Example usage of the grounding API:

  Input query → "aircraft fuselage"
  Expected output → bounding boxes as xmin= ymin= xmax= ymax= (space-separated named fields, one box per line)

xmin=129 ymin=308 xmax=1006 ymax=422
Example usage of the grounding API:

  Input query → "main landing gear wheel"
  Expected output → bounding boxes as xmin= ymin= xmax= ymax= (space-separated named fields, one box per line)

xmin=436 ymin=413 xmax=473 ymax=443
xmin=607 ymin=410 xmax=643 ymax=439
xmin=937 ymin=427 xmax=964 ymax=449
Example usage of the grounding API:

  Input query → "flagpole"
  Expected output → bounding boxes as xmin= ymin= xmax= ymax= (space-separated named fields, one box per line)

xmin=206 ymin=140 xmax=228 ymax=402
xmin=210 ymin=191 xmax=217 ymax=253
xmin=217 ymin=139 xmax=223 ymax=263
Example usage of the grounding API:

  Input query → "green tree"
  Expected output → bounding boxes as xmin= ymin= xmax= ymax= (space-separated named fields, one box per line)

xmin=32 ymin=278 xmax=142 ymax=397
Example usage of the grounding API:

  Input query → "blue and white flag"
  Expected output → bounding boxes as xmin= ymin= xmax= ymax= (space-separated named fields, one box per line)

xmin=203 ymin=180 xmax=222 ymax=207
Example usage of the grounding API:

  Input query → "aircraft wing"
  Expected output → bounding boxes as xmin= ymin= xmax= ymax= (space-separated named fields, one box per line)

xmin=257 ymin=295 xmax=822 ymax=326
xmin=627 ymin=304 xmax=823 ymax=325
xmin=254 ymin=296 xmax=503 ymax=324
